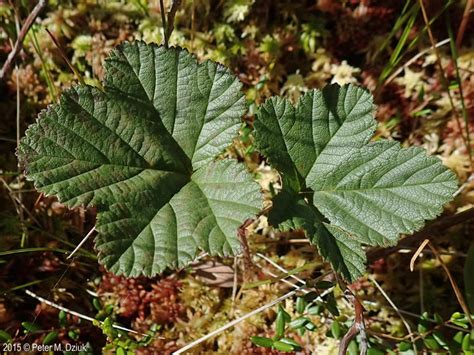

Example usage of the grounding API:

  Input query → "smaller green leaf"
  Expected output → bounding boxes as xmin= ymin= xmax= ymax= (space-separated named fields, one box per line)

xmin=433 ymin=313 xmax=443 ymax=324
xmin=280 ymin=338 xmax=302 ymax=349
xmin=296 ymin=297 xmax=306 ymax=314
xmin=93 ymin=298 xmax=101 ymax=311
xmin=68 ymin=330 xmax=80 ymax=341
xmin=463 ymin=333 xmax=471 ymax=351
xmin=398 ymin=341 xmax=411 ymax=351
xmin=451 ymin=312 xmax=470 ymax=328
xmin=102 ymin=317 xmax=118 ymax=339
xmin=454 ymin=331 xmax=465 ymax=345
xmin=289 ymin=317 xmax=308 ymax=329
xmin=22 ymin=321 xmax=40 ymax=333
xmin=424 ymin=335 xmax=440 ymax=350
xmin=275 ymin=311 xmax=285 ymax=338
xmin=331 ymin=320 xmax=341 ymax=339
xmin=0 ymin=329 xmax=12 ymax=342
xmin=58 ymin=310 xmax=67 ymax=327
xmin=417 ymin=319 xmax=429 ymax=333
xmin=43 ymin=331 xmax=58 ymax=345
xmin=432 ymin=330 xmax=449 ymax=350
xmin=325 ymin=293 xmax=340 ymax=316
xmin=367 ymin=348 xmax=385 ymax=355
xmin=303 ymin=291 xmax=319 ymax=303
xmin=116 ymin=347 xmax=126 ymax=355
xmin=278 ymin=305 xmax=291 ymax=323
xmin=250 ymin=336 xmax=274 ymax=348
xmin=314 ymin=281 xmax=334 ymax=289
xmin=305 ymin=321 xmax=316 ymax=331
xmin=348 ymin=340 xmax=358 ymax=355
xmin=272 ymin=340 xmax=294 ymax=352
xmin=308 ymin=305 xmax=322 ymax=315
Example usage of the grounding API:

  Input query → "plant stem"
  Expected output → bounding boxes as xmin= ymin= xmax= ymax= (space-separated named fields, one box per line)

xmin=159 ymin=0 xmax=168 ymax=47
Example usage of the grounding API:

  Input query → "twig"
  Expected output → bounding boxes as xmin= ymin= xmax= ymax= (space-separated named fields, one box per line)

xmin=256 ymin=252 xmax=306 ymax=286
xmin=0 ymin=0 xmax=47 ymax=80
xmin=338 ymin=289 xmax=367 ymax=355
xmin=231 ymin=257 xmax=239 ymax=314
xmin=166 ymin=0 xmax=182 ymax=42
xmin=66 ymin=227 xmax=95 ymax=259
xmin=24 ymin=289 xmax=152 ymax=337
xmin=238 ymin=218 xmax=255 ymax=272
xmin=159 ymin=0 xmax=168 ymax=47
xmin=427 ymin=242 xmax=474 ymax=327
xmin=256 ymin=253 xmax=310 ymax=294
xmin=261 ymin=267 xmax=309 ymax=294
xmin=456 ymin=0 xmax=473 ymax=49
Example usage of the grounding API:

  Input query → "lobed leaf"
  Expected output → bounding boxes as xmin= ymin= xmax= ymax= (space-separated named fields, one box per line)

xmin=19 ymin=41 xmax=263 ymax=277
xmin=256 ymin=84 xmax=457 ymax=280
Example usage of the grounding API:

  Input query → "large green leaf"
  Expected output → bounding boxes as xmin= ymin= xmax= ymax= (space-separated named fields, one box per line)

xmin=19 ymin=42 xmax=263 ymax=277
xmin=256 ymin=84 xmax=458 ymax=279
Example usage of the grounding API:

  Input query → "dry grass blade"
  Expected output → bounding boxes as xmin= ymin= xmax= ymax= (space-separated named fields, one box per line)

xmin=427 ymin=242 xmax=474 ymax=327
xmin=45 ymin=28 xmax=85 ymax=86
xmin=456 ymin=0 xmax=473 ymax=48
xmin=418 ymin=0 xmax=473 ymax=168
xmin=24 ymin=289 xmax=153 ymax=337
xmin=410 ymin=238 xmax=430 ymax=272
xmin=369 ymin=276 xmax=417 ymax=352
xmin=66 ymin=227 xmax=95 ymax=260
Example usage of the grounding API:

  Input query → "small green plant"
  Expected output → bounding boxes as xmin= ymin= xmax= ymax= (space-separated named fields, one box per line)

xmin=18 ymin=41 xmax=458 ymax=282
xmin=252 ymin=297 xmax=474 ymax=353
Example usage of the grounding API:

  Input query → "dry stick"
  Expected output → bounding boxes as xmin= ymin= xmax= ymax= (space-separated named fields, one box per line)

xmin=427 ymin=242 xmax=474 ymax=327
xmin=256 ymin=252 xmax=306 ymax=286
xmin=231 ymin=257 xmax=239 ymax=314
xmin=456 ymin=0 xmax=473 ymax=49
xmin=0 ymin=0 xmax=47 ymax=80
xmin=166 ymin=0 xmax=182 ymax=42
xmin=369 ymin=276 xmax=417 ymax=352
xmin=24 ymin=289 xmax=152 ymax=337
xmin=238 ymin=218 xmax=256 ymax=272
xmin=159 ymin=0 xmax=168 ymax=47
xmin=418 ymin=0 xmax=473 ymax=167
xmin=66 ymin=227 xmax=96 ymax=260
xmin=338 ymin=290 xmax=367 ymax=355
xmin=262 ymin=267 xmax=310 ymax=294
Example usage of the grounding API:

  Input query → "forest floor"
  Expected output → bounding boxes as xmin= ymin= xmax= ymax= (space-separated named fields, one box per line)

xmin=1 ymin=0 xmax=474 ymax=353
